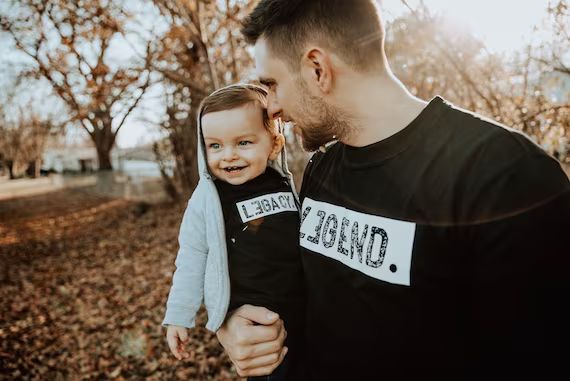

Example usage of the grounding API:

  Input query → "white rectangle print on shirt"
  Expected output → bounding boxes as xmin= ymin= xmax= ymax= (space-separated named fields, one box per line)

xmin=300 ymin=198 xmax=416 ymax=286
xmin=237 ymin=192 xmax=298 ymax=223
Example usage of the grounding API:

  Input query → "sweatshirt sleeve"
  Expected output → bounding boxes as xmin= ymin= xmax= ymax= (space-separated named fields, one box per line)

xmin=464 ymin=153 xmax=570 ymax=376
xmin=162 ymin=187 xmax=209 ymax=328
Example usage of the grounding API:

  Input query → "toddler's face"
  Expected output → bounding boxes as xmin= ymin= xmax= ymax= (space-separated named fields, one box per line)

xmin=202 ymin=103 xmax=280 ymax=185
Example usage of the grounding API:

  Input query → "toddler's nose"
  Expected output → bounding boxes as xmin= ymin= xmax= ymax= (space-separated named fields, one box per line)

xmin=222 ymin=147 xmax=239 ymax=161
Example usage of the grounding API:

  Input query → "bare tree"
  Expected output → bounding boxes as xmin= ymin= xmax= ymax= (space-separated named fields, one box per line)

xmin=0 ymin=104 xmax=60 ymax=179
xmin=386 ymin=1 xmax=569 ymax=161
xmin=530 ymin=0 xmax=570 ymax=76
xmin=145 ymin=0 xmax=256 ymax=198
xmin=0 ymin=0 xmax=153 ymax=170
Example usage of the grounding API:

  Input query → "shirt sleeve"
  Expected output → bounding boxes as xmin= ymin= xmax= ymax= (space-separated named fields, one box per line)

xmin=162 ymin=187 xmax=209 ymax=328
xmin=464 ymin=153 xmax=570 ymax=376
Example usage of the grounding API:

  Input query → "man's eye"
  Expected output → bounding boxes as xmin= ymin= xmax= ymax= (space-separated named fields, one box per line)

xmin=209 ymin=143 xmax=220 ymax=149
xmin=238 ymin=140 xmax=252 ymax=146
xmin=261 ymin=82 xmax=276 ymax=91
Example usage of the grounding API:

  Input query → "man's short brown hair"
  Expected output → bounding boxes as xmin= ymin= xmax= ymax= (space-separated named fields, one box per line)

xmin=241 ymin=0 xmax=386 ymax=73
xmin=199 ymin=83 xmax=277 ymax=134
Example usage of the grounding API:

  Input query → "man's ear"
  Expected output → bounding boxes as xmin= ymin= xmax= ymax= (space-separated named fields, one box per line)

xmin=269 ymin=133 xmax=285 ymax=160
xmin=300 ymin=47 xmax=333 ymax=94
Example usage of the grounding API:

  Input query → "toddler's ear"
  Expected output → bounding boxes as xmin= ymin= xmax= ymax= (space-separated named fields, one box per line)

xmin=269 ymin=133 xmax=285 ymax=160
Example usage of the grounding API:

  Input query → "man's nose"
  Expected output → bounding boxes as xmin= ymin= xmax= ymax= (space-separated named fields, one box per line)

xmin=267 ymin=93 xmax=282 ymax=120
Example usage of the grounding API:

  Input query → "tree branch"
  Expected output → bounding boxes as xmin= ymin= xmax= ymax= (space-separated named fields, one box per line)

xmin=113 ymin=71 xmax=151 ymax=134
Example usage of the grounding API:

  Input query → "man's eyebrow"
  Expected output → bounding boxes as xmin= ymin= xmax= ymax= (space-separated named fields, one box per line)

xmin=258 ymin=77 xmax=276 ymax=86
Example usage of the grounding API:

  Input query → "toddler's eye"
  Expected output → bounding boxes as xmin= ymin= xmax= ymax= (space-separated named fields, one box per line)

xmin=238 ymin=140 xmax=252 ymax=146
xmin=209 ymin=143 xmax=221 ymax=149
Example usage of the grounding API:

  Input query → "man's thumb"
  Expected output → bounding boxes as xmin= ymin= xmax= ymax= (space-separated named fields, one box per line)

xmin=235 ymin=304 xmax=279 ymax=325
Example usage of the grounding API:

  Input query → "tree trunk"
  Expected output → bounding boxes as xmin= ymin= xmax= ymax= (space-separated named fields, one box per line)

xmin=91 ymin=125 xmax=116 ymax=171
xmin=96 ymin=146 xmax=113 ymax=170
xmin=34 ymin=158 xmax=41 ymax=178
xmin=153 ymin=142 xmax=180 ymax=201
xmin=185 ymin=107 xmax=200 ymax=189
xmin=7 ymin=160 xmax=14 ymax=180
xmin=171 ymin=116 xmax=199 ymax=197
xmin=26 ymin=158 xmax=41 ymax=178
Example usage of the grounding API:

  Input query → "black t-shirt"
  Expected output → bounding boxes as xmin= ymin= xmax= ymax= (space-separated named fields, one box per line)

xmin=299 ymin=97 xmax=570 ymax=380
xmin=215 ymin=167 xmax=305 ymax=329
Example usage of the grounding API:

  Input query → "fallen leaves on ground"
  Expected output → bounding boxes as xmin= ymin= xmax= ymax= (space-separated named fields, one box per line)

xmin=0 ymin=189 xmax=239 ymax=380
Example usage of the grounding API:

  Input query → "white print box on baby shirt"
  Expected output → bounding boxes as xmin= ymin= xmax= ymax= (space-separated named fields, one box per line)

xmin=237 ymin=192 xmax=298 ymax=223
xmin=300 ymin=198 xmax=416 ymax=286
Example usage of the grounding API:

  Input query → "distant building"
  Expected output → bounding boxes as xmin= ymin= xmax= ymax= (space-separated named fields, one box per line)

xmin=41 ymin=142 xmax=163 ymax=178
xmin=42 ymin=145 xmax=103 ymax=173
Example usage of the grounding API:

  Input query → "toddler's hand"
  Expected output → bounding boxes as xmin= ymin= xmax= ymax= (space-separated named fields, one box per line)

xmin=166 ymin=325 xmax=190 ymax=360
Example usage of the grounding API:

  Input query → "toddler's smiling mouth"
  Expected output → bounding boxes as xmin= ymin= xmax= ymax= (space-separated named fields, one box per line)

xmin=224 ymin=166 xmax=246 ymax=173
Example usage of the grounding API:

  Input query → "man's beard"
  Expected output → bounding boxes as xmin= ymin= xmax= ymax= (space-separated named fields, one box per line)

xmin=293 ymin=82 xmax=353 ymax=152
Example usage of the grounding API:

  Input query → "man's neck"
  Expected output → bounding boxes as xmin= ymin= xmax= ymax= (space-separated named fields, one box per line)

xmin=335 ymin=71 xmax=428 ymax=147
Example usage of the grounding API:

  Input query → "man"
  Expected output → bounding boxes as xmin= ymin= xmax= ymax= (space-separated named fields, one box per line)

xmin=216 ymin=0 xmax=570 ymax=379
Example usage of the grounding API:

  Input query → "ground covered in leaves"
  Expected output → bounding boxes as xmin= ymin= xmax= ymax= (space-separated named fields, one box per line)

xmin=0 ymin=189 xmax=238 ymax=380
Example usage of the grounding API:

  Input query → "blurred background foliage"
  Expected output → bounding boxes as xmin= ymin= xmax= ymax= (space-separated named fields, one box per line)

xmin=0 ymin=0 xmax=568 ymax=196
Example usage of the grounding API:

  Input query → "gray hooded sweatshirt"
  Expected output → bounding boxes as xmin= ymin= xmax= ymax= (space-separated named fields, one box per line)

xmin=162 ymin=90 xmax=300 ymax=332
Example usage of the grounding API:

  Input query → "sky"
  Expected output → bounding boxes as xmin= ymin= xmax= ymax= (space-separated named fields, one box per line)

xmin=0 ymin=0 xmax=556 ymax=148
xmin=381 ymin=0 xmax=553 ymax=53
xmin=116 ymin=0 xmax=554 ymax=148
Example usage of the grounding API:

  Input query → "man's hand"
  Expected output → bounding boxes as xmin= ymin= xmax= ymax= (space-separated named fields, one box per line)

xmin=166 ymin=325 xmax=190 ymax=360
xmin=216 ymin=304 xmax=288 ymax=377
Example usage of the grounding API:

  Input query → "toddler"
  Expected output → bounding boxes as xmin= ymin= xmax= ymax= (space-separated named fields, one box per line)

xmin=163 ymin=84 xmax=305 ymax=380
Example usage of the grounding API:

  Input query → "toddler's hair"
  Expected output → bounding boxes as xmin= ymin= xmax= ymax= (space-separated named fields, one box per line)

xmin=199 ymin=83 xmax=279 ymax=134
